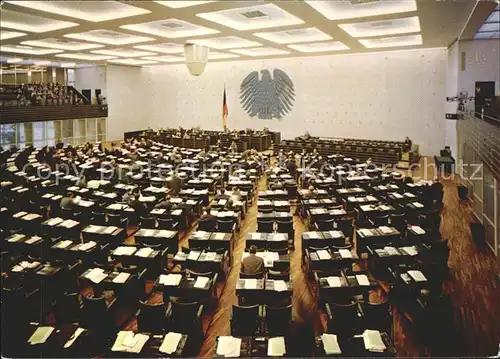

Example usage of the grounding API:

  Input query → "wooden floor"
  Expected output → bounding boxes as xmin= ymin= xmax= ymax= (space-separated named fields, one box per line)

xmin=123 ymin=158 xmax=500 ymax=357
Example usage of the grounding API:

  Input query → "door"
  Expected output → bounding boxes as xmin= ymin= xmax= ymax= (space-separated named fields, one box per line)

xmin=82 ymin=89 xmax=91 ymax=105
xmin=475 ymin=81 xmax=495 ymax=120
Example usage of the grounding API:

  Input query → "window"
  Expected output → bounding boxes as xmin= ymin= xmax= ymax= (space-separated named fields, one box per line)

xmin=62 ymin=120 xmax=73 ymax=143
xmin=483 ymin=165 xmax=495 ymax=222
xmin=0 ymin=124 xmax=16 ymax=148
xmin=17 ymin=122 xmax=33 ymax=148
xmin=97 ymin=118 xmax=106 ymax=142
xmin=75 ymin=119 xmax=87 ymax=145
xmin=87 ymin=118 xmax=97 ymax=142
xmin=33 ymin=122 xmax=46 ymax=148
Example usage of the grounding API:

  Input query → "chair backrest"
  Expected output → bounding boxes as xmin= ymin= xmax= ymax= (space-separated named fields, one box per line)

xmin=259 ymin=208 xmax=274 ymax=214
xmin=317 ymin=218 xmax=335 ymax=231
xmin=231 ymin=304 xmax=260 ymax=334
xmin=198 ymin=218 xmax=216 ymax=232
xmin=257 ymin=219 xmax=275 ymax=233
xmin=187 ymin=270 xmax=213 ymax=278
xmin=92 ymin=211 xmax=106 ymax=225
xmin=373 ymin=215 xmax=390 ymax=227
xmin=331 ymin=244 xmax=353 ymax=251
xmin=337 ymin=218 xmax=354 ymax=238
xmin=158 ymin=218 xmax=175 ymax=230
xmin=309 ymin=245 xmax=330 ymax=251
xmin=276 ymin=220 xmax=293 ymax=232
xmin=138 ymin=300 xmax=165 ymax=332
xmin=330 ymin=301 xmax=359 ymax=322
xmin=140 ymin=216 xmax=157 ymax=228
xmin=217 ymin=219 xmax=234 ymax=232
xmin=265 ymin=304 xmax=292 ymax=333
xmin=267 ymin=270 xmax=290 ymax=281
xmin=107 ymin=213 xmax=122 ymax=226
xmin=171 ymin=300 xmax=199 ymax=324
xmin=82 ymin=295 xmax=107 ymax=317
xmin=60 ymin=207 xmax=73 ymax=219
xmin=240 ymin=271 xmax=265 ymax=279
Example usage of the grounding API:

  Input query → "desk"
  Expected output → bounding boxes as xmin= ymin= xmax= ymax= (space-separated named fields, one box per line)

xmin=214 ymin=335 xmax=291 ymax=357
xmin=301 ymin=231 xmax=346 ymax=249
xmin=241 ymin=251 xmax=290 ymax=270
xmin=434 ymin=155 xmax=455 ymax=174
xmin=305 ymin=247 xmax=359 ymax=271
xmin=315 ymin=270 xmax=378 ymax=300
xmin=173 ymin=250 xmax=228 ymax=275
xmin=356 ymin=227 xmax=401 ymax=255
xmin=110 ymin=245 xmax=168 ymax=273
xmin=245 ymin=233 xmax=288 ymax=251
xmin=82 ymin=224 xmax=126 ymax=246
xmin=134 ymin=229 xmax=178 ymax=254
xmin=257 ymin=200 xmax=291 ymax=213
xmin=109 ymin=331 xmax=188 ymax=357
xmin=189 ymin=231 xmax=233 ymax=252
xmin=153 ymin=272 xmax=217 ymax=301
xmin=314 ymin=332 xmax=396 ymax=357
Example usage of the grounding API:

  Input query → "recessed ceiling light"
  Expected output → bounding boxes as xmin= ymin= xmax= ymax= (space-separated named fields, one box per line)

xmin=56 ymin=53 xmax=117 ymax=61
xmin=134 ymin=43 xmax=184 ymax=54
xmin=60 ymin=62 xmax=76 ymax=68
xmin=34 ymin=60 xmax=51 ymax=66
xmin=121 ymin=18 xmax=218 ymax=38
xmin=153 ymin=1 xmax=216 ymax=8
xmin=188 ymin=36 xmax=261 ymax=50
xmin=4 ymin=1 xmax=151 ymax=22
xmin=0 ymin=30 xmax=26 ymax=40
xmin=0 ymin=9 xmax=79 ymax=33
xmin=21 ymin=38 xmax=104 ymax=51
xmin=254 ymin=27 xmax=332 ymax=44
xmin=0 ymin=45 xmax=63 ymax=55
xmin=6 ymin=58 xmax=23 ymax=63
xmin=197 ymin=4 xmax=304 ymax=31
xmin=108 ymin=58 xmax=158 ymax=66
xmin=141 ymin=55 xmax=184 ymax=63
xmin=288 ymin=41 xmax=349 ymax=53
xmin=305 ymin=0 xmax=417 ymax=21
xmin=64 ymin=29 xmax=155 ymax=45
xmin=230 ymin=47 xmax=290 ymax=57
xmin=358 ymin=34 xmax=423 ymax=48
xmin=91 ymin=48 xmax=157 ymax=57
xmin=339 ymin=16 xmax=421 ymax=38
xmin=208 ymin=51 xmax=240 ymax=60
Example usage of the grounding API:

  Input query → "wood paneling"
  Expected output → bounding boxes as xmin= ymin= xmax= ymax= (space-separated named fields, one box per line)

xmin=0 ymin=105 xmax=107 ymax=124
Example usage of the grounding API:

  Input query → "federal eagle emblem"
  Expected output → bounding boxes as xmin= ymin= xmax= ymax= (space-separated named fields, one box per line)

xmin=239 ymin=69 xmax=295 ymax=120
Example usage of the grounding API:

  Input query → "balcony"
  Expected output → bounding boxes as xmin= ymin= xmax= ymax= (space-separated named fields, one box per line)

xmin=0 ymin=104 xmax=108 ymax=124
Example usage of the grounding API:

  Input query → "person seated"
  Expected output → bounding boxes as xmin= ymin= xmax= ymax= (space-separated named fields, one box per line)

xmin=241 ymin=245 xmax=264 ymax=275
xmin=231 ymin=186 xmax=241 ymax=203
xmin=75 ymin=175 xmax=87 ymax=188
xmin=366 ymin=157 xmax=373 ymax=164
xmin=215 ymin=188 xmax=230 ymax=201
xmin=170 ymin=173 xmax=182 ymax=195
xmin=199 ymin=206 xmax=217 ymax=221
xmin=404 ymin=136 xmax=412 ymax=152
xmin=229 ymin=141 xmax=237 ymax=153
xmin=60 ymin=191 xmax=78 ymax=210
xmin=155 ymin=195 xmax=172 ymax=210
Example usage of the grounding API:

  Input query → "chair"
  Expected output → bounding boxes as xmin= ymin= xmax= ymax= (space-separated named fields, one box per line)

xmin=137 ymin=300 xmax=167 ymax=333
xmin=276 ymin=219 xmax=294 ymax=236
xmin=257 ymin=219 xmax=275 ymax=233
xmin=81 ymin=294 xmax=115 ymax=333
xmin=158 ymin=218 xmax=179 ymax=230
xmin=325 ymin=301 xmax=361 ymax=335
xmin=231 ymin=304 xmax=261 ymax=335
xmin=369 ymin=214 xmax=390 ymax=227
xmin=198 ymin=218 xmax=217 ymax=231
xmin=390 ymin=213 xmax=407 ymax=235
xmin=107 ymin=213 xmax=127 ymax=228
xmin=264 ymin=304 xmax=292 ymax=335
xmin=267 ymin=270 xmax=290 ymax=281
xmin=267 ymin=247 xmax=288 ymax=255
xmin=60 ymin=207 xmax=73 ymax=220
xmin=140 ymin=216 xmax=157 ymax=229
xmin=240 ymin=271 xmax=265 ymax=279
xmin=217 ymin=219 xmax=235 ymax=233
xmin=337 ymin=218 xmax=354 ymax=239
xmin=166 ymin=300 xmax=203 ymax=335
xmin=91 ymin=211 xmax=106 ymax=225
xmin=316 ymin=218 xmax=335 ymax=231
xmin=54 ymin=292 xmax=81 ymax=324
xmin=363 ymin=299 xmax=392 ymax=336
xmin=259 ymin=208 xmax=274 ymax=214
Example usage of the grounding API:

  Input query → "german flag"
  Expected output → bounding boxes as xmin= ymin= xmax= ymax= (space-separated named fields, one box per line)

xmin=222 ymin=85 xmax=228 ymax=131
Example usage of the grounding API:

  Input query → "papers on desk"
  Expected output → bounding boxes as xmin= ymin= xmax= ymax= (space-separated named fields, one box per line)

xmin=113 ymin=272 xmax=131 ymax=284
xmin=171 ymin=209 xmax=182 ymax=216
xmin=171 ymin=198 xmax=183 ymax=204
xmin=214 ymin=233 xmax=226 ymax=240
xmin=321 ymin=334 xmax=341 ymax=355
xmin=13 ymin=211 xmax=28 ymax=218
xmin=135 ymin=247 xmax=154 ymax=258
xmin=359 ymin=228 xmax=373 ymax=237
xmin=274 ymin=201 xmax=289 ymax=207
xmin=86 ymin=268 xmax=107 ymax=284
xmin=329 ymin=231 xmax=343 ymax=238
xmin=339 ymin=249 xmax=353 ymax=259
xmin=151 ymin=208 xmax=166 ymax=215
xmin=53 ymin=195 xmax=63 ymax=200
xmin=401 ymin=246 xmax=418 ymax=256
xmin=338 ymin=188 xmax=348 ymax=194
xmin=63 ymin=327 xmax=85 ymax=348
xmin=114 ymin=246 xmax=137 ymax=256
xmin=379 ymin=205 xmax=391 ymax=211
xmin=268 ymin=337 xmax=286 ymax=357
xmin=188 ymin=250 xmax=201 ymax=261
xmin=244 ymin=278 xmax=257 ymax=289
xmin=204 ymin=252 xmax=217 ymax=261
xmin=366 ymin=195 xmax=377 ymax=201
xmin=408 ymin=270 xmax=427 ymax=282
xmin=141 ymin=229 xmax=156 ymax=237
xmin=413 ymin=202 xmax=424 ymax=208
xmin=411 ymin=225 xmax=426 ymax=235
xmin=159 ymin=332 xmax=182 ymax=354
xmin=79 ymin=241 xmax=96 ymax=251
xmin=103 ymin=226 xmax=118 ymax=235
xmin=216 ymin=336 xmax=242 ymax=357
xmin=111 ymin=331 xmax=149 ymax=353
xmin=317 ymin=250 xmax=331 ymax=260
xmin=307 ymin=231 xmax=320 ymax=239
xmin=250 ymin=232 xmax=261 ymax=239
xmin=28 ymin=326 xmax=55 ymax=345
xmin=392 ymin=193 xmax=403 ymax=199
xmin=363 ymin=330 xmax=386 ymax=352
xmin=85 ymin=225 xmax=101 ymax=233
xmin=46 ymin=217 xmax=64 ymax=226
xmin=326 ymin=276 xmax=342 ymax=288
xmin=194 ymin=276 xmax=210 ymax=289
xmin=379 ymin=226 xmax=393 ymax=234
xmin=159 ymin=273 xmax=182 ymax=286
xmin=273 ymin=280 xmax=288 ymax=292
xmin=25 ymin=236 xmax=42 ymax=245
xmin=57 ymin=240 xmax=73 ymax=249
xmin=61 ymin=219 xmax=79 ymax=229
xmin=218 ymin=199 xmax=227 ymax=206
xmin=384 ymin=246 xmax=400 ymax=256
xmin=8 ymin=233 xmax=25 ymax=242
xmin=404 ymin=192 xmax=416 ymax=198
xmin=42 ymin=193 xmax=54 ymax=199
xmin=356 ymin=274 xmax=370 ymax=286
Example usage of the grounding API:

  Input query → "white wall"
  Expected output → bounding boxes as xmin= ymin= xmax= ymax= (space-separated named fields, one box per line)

xmin=106 ymin=65 xmax=150 ymax=141
xmin=458 ymin=39 xmax=500 ymax=96
xmin=141 ymin=48 xmax=447 ymax=155
xmin=74 ymin=65 xmax=107 ymax=102
xmin=445 ymin=41 xmax=460 ymax=154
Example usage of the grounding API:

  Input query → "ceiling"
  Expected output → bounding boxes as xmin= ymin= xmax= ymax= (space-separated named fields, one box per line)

xmin=0 ymin=0 xmax=478 ymax=67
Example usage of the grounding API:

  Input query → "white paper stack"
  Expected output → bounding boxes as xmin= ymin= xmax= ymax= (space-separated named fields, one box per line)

xmin=321 ymin=334 xmax=341 ymax=355
xmin=268 ymin=337 xmax=286 ymax=357
xmin=359 ymin=229 xmax=373 ymax=237
xmin=379 ymin=226 xmax=392 ymax=234
xmin=28 ymin=326 xmax=55 ymax=345
xmin=215 ymin=233 xmax=226 ymax=240
xmin=413 ymin=202 xmax=424 ymax=208
xmin=8 ymin=233 xmax=25 ymax=242
xmin=411 ymin=226 xmax=426 ymax=235
xmin=57 ymin=240 xmax=73 ymax=249
xmin=159 ymin=273 xmax=182 ymax=286
xmin=111 ymin=331 xmax=149 ymax=353
xmin=244 ymin=278 xmax=257 ymax=289
xmin=13 ymin=211 xmax=28 ymax=218
xmin=317 ymin=250 xmax=331 ymax=260
xmin=408 ymin=270 xmax=427 ymax=282
xmin=188 ymin=251 xmax=201 ymax=260
xmin=339 ymin=249 xmax=353 ymax=258
xmin=113 ymin=272 xmax=131 ymax=284
xmin=273 ymin=280 xmax=288 ymax=292
xmin=159 ymin=332 xmax=182 ymax=354
xmin=25 ymin=236 xmax=42 ymax=244
xmin=135 ymin=247 xmax=154 ymax=258
xmin=384 ymin=246 xmax=400 ymax=256
xmin=79 ymin=241 xmax=97 ymax=251
xmin=63 ymin=328 xmax=85 ymax=348
xmin=356 ymin=274 xmax=370 ymax=286
xmin=329 ymin=231 xmax=343 ymax=238
xmin=85 ymin=225 xmax=101 ymax=233
xmin=171 ymin=209 xmax=182 ymax=216
xmin=86 ymin=268 xmax=107 ymax=284
xmin=326 ymin=276 xmax=342 ymax=288
xmin=216 ymin=336 xmax=242 ymax=357
xmin=393 ymin=193 xmax=403 ymax=199
xmin=308 ymin=232 xmax=320 ymax=239
xmin=114 ymin=246 xmax=137 ymax=256
xmin=204 ymin=252 xmax=217 ymax=261
xmin=401 ymin=246 xmax=418 ymax=256
xmin=363 ymin=330 xmax=386 ymax=352
xmin=194 ymin=276 xmax=210 ymax=289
